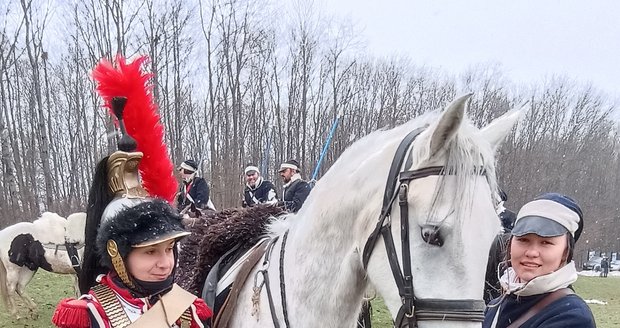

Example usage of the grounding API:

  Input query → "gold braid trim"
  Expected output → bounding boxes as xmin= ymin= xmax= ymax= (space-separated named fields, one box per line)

xmin=107 ymin=240 xmax=136 ymax=289
xmin=180 ymin=308 xmax=193 ymax=328
xmin=92 ymin=284 xmax=132 ymax=328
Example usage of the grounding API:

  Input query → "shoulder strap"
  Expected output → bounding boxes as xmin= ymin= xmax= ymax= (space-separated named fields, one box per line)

xmin=91 ymin=284 xmax=132 ymax=328
xmin=129 ymin=284 xmax=197 ymax=328
xmin=506 ymin=288 xmax=575 ymax=328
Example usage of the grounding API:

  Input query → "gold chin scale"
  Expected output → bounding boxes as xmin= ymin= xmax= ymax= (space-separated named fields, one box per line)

xmin=107 ymin=239 xmax=136 ymax=289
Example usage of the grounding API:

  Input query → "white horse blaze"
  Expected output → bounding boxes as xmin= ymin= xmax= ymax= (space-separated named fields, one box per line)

xmin=226 ymin=95 xmax=521 ymax=328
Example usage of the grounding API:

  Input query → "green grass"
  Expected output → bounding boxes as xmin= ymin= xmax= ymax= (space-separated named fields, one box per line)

xmin=574 ymin=276 xmax=620 ymax=327
xmin=0 ymin=271 xmax=75 ymax=327
xmin=368 ymin=276 xmax=620 ymax=328
xmin=1 ymin=271 xmax=618 ymax=327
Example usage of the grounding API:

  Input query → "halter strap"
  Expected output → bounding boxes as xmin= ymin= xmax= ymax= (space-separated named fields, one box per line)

xmin=362 ymin=127 xmax=426 ymax=268
xmin=361 ymin=126 xmax=488 ymax=327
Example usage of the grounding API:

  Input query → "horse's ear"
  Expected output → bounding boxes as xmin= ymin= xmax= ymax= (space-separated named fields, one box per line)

xmin=479 ymin=107 xmax=523 ymax=150
xmin=429 ymin=93 xmax=471 ymax=157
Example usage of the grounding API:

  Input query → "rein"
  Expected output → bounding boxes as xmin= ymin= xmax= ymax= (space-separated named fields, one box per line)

xmin=361 ymin=127 xmax=486 ymax=327
xmin=253 ymin=230 xmax=291 ymax=328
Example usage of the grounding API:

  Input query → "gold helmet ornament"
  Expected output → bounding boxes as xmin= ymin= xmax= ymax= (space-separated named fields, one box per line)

xmin=78 ymin=56 xmax=180 ymax=294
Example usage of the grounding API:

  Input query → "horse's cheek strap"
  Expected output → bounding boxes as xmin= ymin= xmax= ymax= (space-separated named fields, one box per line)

xmin=362 ymin=127 xmax=426 ymax=269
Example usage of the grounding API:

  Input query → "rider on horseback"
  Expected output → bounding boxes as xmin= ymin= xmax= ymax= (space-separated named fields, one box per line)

xmin=177 ymin=159 xmax=214 ymax=213
xmin=242 ymin=165 xmax=278 ymax=207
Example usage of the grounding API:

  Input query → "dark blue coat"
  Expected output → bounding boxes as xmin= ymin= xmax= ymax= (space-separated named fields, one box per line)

xmin=243 ymin=179 xmax=278 ymax=207
xmin=280 ymin=179 xmax=311 ymax=213
xmin=483 ymin=292 xmax=595 ymax=328
xmin=177 ymin=177 xmax=210 ymax=211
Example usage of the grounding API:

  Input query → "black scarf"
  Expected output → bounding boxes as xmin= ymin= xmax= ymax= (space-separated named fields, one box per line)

xmin=112 ymin=274 xmax=174 ymax=302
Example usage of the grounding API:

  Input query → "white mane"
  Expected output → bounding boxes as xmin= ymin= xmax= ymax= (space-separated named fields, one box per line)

xmin=32 ymin=212 xmax=66 ymax=244
xmin=267 ymin=111 xmax=439 ymax=236
xmin=269 ymin=108 xmax=498 ymax=239
xmin=65 ymin=212 xmax=87 ymax=244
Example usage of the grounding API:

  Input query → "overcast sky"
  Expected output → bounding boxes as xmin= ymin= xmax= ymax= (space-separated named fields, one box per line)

xmin=321 ymin=0 xmax=619 ymax=97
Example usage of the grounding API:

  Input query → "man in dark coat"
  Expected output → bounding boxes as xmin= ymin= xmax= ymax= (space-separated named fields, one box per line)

xmin=484 ymin=189 xmax=516 ymax=304
xmin=242 ymin=164 xmax=278 ymax=207
xmin=277 ymin=159 xmax=311 ymax=213
xmin=177 ymin=159 xmax=213 ymax=212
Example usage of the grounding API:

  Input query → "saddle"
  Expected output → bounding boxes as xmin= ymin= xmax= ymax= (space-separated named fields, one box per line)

xmin=176 ymin=204 xmax=285 ymax=299
xmin=203 ymin=237 xmax=271 ymax=320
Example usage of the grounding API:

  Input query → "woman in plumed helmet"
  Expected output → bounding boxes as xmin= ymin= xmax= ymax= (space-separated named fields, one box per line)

xmin=52 ymin=56 xmax=211 ymax=328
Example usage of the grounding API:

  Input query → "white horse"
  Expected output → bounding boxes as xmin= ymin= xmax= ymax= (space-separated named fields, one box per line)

xmin=223 ymin=94 xmax=521 ymax=327
xmin=0 ymin=211 xmax=86 ymax=318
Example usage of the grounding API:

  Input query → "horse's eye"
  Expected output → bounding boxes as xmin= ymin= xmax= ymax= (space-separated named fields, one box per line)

xmin=421 ymin=225 xmax=443 ymax=247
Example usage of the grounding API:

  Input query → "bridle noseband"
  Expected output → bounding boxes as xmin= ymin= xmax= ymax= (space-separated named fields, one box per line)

xmin=361 ymin=127 xmax=486 ymax=327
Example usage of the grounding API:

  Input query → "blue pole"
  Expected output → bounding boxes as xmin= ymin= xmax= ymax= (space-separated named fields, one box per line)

xmin=311 ymin=112 xmax=342 ymax=181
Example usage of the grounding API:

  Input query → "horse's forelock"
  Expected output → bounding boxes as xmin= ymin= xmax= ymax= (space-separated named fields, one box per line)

xmin=410 ymin=121 xmax=498 ymax=228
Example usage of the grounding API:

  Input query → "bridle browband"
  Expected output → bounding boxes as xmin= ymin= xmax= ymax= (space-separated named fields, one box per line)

xmin=361 ymin=127 xmax=486 ymax=327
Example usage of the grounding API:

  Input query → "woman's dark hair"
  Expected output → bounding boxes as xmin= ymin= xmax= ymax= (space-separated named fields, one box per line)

xmin=566 ymin=234 xmax=576 ymax=263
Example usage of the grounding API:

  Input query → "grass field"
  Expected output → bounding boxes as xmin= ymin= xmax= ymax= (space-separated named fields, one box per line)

xmin=1 ymin=271 xmax=618 ymax=327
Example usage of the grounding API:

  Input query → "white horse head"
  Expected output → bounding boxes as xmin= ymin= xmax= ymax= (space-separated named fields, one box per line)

xmin=359 ymin=94 xmax=521 ymax=327
xmin=232 ymin=94 xmax=521 ymax=327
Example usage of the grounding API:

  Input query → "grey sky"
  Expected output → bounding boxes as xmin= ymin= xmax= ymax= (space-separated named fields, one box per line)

xmin=322 ymin=0 xmax=619 ymax=97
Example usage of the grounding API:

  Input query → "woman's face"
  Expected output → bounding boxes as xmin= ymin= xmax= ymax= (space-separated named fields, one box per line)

xmin=126 ymin=240 xmax=175 ymax=282
xmin=510 ymin=233 xmax=568 ymax=282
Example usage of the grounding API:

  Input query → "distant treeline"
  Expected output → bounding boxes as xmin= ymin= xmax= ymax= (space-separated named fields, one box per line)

xmin=0 ymin=0 xmax=617 ymax=257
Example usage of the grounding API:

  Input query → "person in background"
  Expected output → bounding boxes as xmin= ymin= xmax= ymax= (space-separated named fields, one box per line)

xmin=600 ymin=257 xmax=609 ymax=278
xmin=483 ymin=193 xmax=595 ymax=328
xmin=242 ymin=164 xmax=278 ymax=207
xmin=177 ymin=159 xmax=214 ymax=213
xmin=484 ymin=189 xmax=516 ymax=303
xmin=277 ymin=159 xmax=311 ymax=213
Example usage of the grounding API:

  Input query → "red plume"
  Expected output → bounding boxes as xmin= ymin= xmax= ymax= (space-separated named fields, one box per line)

xmin=91 ymin=55 xmax=177 ymax=203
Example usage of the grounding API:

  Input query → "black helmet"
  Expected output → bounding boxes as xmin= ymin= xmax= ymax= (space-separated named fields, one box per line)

xmin=96 ymin=199 xmax=189 ymax=271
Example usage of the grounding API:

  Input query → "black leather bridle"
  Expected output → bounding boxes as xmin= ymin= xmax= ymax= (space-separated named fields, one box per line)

xmin=361 ymin=127 xmax=486 ymax=327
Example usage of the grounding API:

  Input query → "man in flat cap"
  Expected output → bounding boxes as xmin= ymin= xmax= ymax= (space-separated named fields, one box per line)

xmin=277 ymin=159 xmax=311 ymax=213
xmin=177 ymin=159 xmax=214 ymax=213
xmin=242 ymin=164 xmax=278 ymax=207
